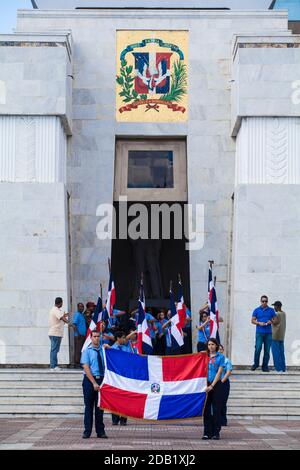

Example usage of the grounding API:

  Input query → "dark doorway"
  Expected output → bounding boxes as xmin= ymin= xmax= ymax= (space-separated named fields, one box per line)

xmin=111 ymin=201 xmax=190 ymax=311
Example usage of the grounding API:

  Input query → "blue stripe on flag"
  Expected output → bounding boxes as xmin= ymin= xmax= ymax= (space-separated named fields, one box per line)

xmin=105 ymin=348 xmax=149 ymax=381
xmin=157 ymin=393 xmax=206 ymax=420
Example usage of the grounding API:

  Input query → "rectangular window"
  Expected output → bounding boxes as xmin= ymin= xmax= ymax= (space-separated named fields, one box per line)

xmin=127 ymin=150 xmax=174 ymax=189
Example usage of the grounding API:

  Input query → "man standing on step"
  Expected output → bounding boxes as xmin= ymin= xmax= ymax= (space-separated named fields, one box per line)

xmin=271 ymin=301 xmax=286 ymax=373
xmin=72 ymin=302 xmax=86 ymax=367
xmin=48 ymin=297 xmax=69 ymax=372
xmin=80 ymin=330 xmax=108 ymax=439
xmin=251 ymin=295 xmax=276 ymax=372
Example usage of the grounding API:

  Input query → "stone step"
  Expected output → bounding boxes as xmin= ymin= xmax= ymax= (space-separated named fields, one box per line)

xmin=227 ymin=406 xmax=300 ymax=417
xmin=228 ymin=398 xmax=300 ymax=406
xmin=230 ymin=390 xmax=300 ymax=398
xmin=0 ymin=404 xmax=84 ymax=414
xmin=0 ymin=396 xmax=83 ymax=405
xmin=0 ymin=389 xmax=83 ymax=396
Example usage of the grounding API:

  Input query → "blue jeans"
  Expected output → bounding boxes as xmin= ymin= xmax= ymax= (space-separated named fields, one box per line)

xmin=253 ymin=333 xmax=272 ymax=369
xmin=272 ymin=340 xmax=286 ymax=372
xmin=49 ymin=336 xmax=62 ymax=369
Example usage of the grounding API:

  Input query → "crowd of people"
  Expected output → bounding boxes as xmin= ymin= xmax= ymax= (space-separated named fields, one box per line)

xmin=48 ymin=293 xmax=286 ymax=441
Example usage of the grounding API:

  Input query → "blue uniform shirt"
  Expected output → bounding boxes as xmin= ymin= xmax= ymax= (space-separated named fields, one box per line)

xmin=252 ymin=306 xmax=276 ymax=334
xmin=165 ymin=324 xmax=172 ymax=348
xmin=111 ymin=342 xmax=132 ymax=353
xmin=185 ymin=308 xmax=192 ymax=329
xmin=198 ymin=322 xmax=210 ymax=343
xmin=72 ymin=311 xmax=87 ymax=337
xmin=80 ymin=345 xmax=105 ymax=376
xmin=146 ymin=313 xmax=157 ymax=339
xmin=208 ymin=352 xmax=225 ymax=383
xmin=221 ymin=357 xmax=233 ymax=380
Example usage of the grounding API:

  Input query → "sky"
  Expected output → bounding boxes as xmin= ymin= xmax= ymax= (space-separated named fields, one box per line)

xmin=0 ymin=0 xmax=33 ymax=34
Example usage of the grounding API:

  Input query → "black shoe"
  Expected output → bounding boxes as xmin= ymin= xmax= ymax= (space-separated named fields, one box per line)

xmin=251 ymin=365 xmax=258 ymax=371
xmin=262 ymin=368 xmax=270 ymax=372
xmin=82 ymin=432 xmax=90 ymax=439
xmin=202 ymin=435 xmax=211 ymax=440
xmin=212 ymin=434 xmax=220 ymax=440
xmin=112 ymin=422 xmax=119 ymax=425
xmin=97 ymin=433 xmax=108 ymax=439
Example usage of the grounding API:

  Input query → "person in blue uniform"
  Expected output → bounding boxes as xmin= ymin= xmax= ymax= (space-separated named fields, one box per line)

xmin=197 ymin=310 xmax=210 ymax=352
xmin=80 ymin=329 xmax=108 ymax=439
xmin=219 ymin=344 xmax=233 ymax=427
xmin=203 ymin=338 xmax=225 ymax=440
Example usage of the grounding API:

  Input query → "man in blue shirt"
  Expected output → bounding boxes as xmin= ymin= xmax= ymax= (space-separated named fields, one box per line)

xmin=251 ymin=295 xmax=276 ymax=372
xmin=80 ymin=330 xmax=108 ymax=439
xmin=72 ymin=303 xmax=86 ymax=367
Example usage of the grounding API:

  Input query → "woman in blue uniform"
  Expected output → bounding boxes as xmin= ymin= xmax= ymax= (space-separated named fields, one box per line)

xmin=203 ymin=338 xmax=225 ymax=440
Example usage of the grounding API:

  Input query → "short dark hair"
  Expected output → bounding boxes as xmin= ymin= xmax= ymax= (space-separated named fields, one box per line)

xmin=114 ymin=331 xmax=126 ymax=340
xmin=55 ymin=297 xmax=63 ymax=306
xmin=206 ymin=337 xmax=219 ymax=352
xmin=90 ymin=329 xmax=100 ymax=337
xmin=261 ymin=295 xmax=268 ymax=301
xmin=77 ymin=302 xmax=84 ymax=308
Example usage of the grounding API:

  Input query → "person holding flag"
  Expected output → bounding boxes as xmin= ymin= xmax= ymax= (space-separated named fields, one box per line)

xmin=137 ymin=277 xmax=153 ymax=355
xmin=208 ymin=261 xmax=220 ymax=343
xmin=162 ymin=278 xmax=186 ymax=355
xmin=81 ymin=287 xmax=104 ymax=352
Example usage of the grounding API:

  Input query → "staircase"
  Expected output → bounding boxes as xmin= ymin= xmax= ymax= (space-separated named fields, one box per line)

xmin=228 ymin=369 xmax=300 ymax=420
xmin=0 ymin=368 xmax=300 ymax=419
xmin=0 ymin=369 xmax=83 ymax=417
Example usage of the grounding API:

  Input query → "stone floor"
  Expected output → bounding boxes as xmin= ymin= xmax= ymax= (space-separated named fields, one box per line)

xmin=0 ymin=417 xmax=300 ymax=450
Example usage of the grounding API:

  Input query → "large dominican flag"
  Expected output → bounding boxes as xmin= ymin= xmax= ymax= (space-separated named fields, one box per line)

xmin=99 ymin=349 xmax=208 ymax=420
xmin=137 ymin=284 xmax=153 ymax=355
xmin=208 ymin=265 xmax=220 ymax=341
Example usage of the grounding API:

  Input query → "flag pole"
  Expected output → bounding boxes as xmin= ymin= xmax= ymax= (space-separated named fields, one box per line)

xmin=214 ymin=276 xmax=217 ymax=287
xmin=108 ymin=258 xmax=111 ymax=275
xmin=100 ymin=283 xmax=103 ymax=299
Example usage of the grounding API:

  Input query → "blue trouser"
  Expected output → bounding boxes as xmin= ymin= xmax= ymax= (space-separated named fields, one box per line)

xmin=82 ymin=375 xmax=105 ymax=436
xmin=49 ymin=336 xmax=62 ymax=369
xmin=253 ymin=333 xmax=272 ymax=369
xmin=272 ymin=340 xmax=286 ymax=372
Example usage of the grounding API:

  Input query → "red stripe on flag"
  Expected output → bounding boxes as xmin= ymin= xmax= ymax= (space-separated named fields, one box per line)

xmin=99 ymin=384 xmax=147 ymax=419
xmin=162 ymin=353 xmax=208 ymax=382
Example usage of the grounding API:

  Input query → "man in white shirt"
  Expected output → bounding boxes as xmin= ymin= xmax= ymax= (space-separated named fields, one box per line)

xmin=48 ymin=297 xmax=69 ymax=371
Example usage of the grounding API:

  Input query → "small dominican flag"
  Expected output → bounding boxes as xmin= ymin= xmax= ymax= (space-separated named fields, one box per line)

xmin=99 ymin=348 xmax=208 ymax=420
xmin=208 ymin=265 xmax=220 ymax=342
xmin=177 ymin=280 xmax=187 ymax=332
xmin=81 ymin=296 xmax=103 ymax=352
xmin=137 ymin=284 xmax=153 ymax=355
xmin=106 ymin=273 xmax=116 ymax=319
xmin=169 ymin=288 xmax=184 ymax=348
